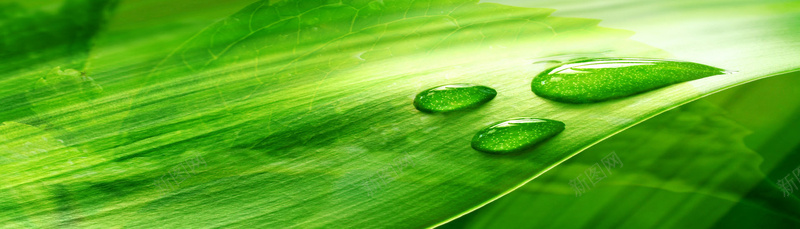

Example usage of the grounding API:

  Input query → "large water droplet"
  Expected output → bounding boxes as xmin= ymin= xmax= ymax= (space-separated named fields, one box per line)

xmin=531 ymin=58 xmax=727 ymax=103
xmin=414 ymin=84 xmax=497 ymax=113
xmin=471 ymin=118 xmax=565 ymax=154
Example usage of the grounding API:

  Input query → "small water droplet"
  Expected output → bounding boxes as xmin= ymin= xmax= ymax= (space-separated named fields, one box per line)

xmin=414 ymin=84 xmax=497 ymax=113
xmin=471 ymin=118 xmax=565 ymax=154
xmin=531 ymin=58 xmax=727 ymax=103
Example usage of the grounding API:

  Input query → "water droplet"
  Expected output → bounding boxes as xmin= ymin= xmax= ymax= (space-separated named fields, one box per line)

xmin=414 ymin=84 xmax=497 ymax=113
xmin=471 ymin=118 xmax=565 ymax=154
xmin=531 ymin=58 xmax=727 ymax=103
xmin=532 ymin=60 xmax=562 ymax=65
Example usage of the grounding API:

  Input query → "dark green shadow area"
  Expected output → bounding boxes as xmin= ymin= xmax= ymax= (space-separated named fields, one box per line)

xmin=442 ymin=70 xmax=800 ymax=229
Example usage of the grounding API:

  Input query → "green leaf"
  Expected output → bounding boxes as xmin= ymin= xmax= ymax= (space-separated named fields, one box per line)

xmin=112 ymin=1 xmax=674 ymax=227
xmin=2 ymin=0 xmax=800 ymax=228
xmin=0 ymin=0 xmax=117 ymax=126
xmin=0 ymin=122 xmax=87 ymax=228
xmin=28 ymin=67 xmax=103 ymax=129
xmin=0 ymin=0 xmax=118 ymax=70
xmin=442 ymin=97 xmax=800 ymax=228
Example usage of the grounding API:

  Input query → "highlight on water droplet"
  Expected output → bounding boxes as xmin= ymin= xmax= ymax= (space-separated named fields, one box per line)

xmin=414 ymin=84 xmax=497 ymax=113
xmin=531 ymin=58 xmax=728 ymax=103
xmin=471 ymin=118 xmax=565 ymax=154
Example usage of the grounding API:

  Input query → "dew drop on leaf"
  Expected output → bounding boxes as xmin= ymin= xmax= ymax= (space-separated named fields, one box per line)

xmin=471 ymin=118 xmax=565 ymax=154
xmin=531 ymin=58 xmax=727 ymax=103
xmin=413 ymin=84 xmax=497 ymax=113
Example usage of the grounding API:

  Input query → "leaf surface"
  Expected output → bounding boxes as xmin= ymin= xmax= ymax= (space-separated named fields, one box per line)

xmin=1 ymin=0 xmax=800 ymax=228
